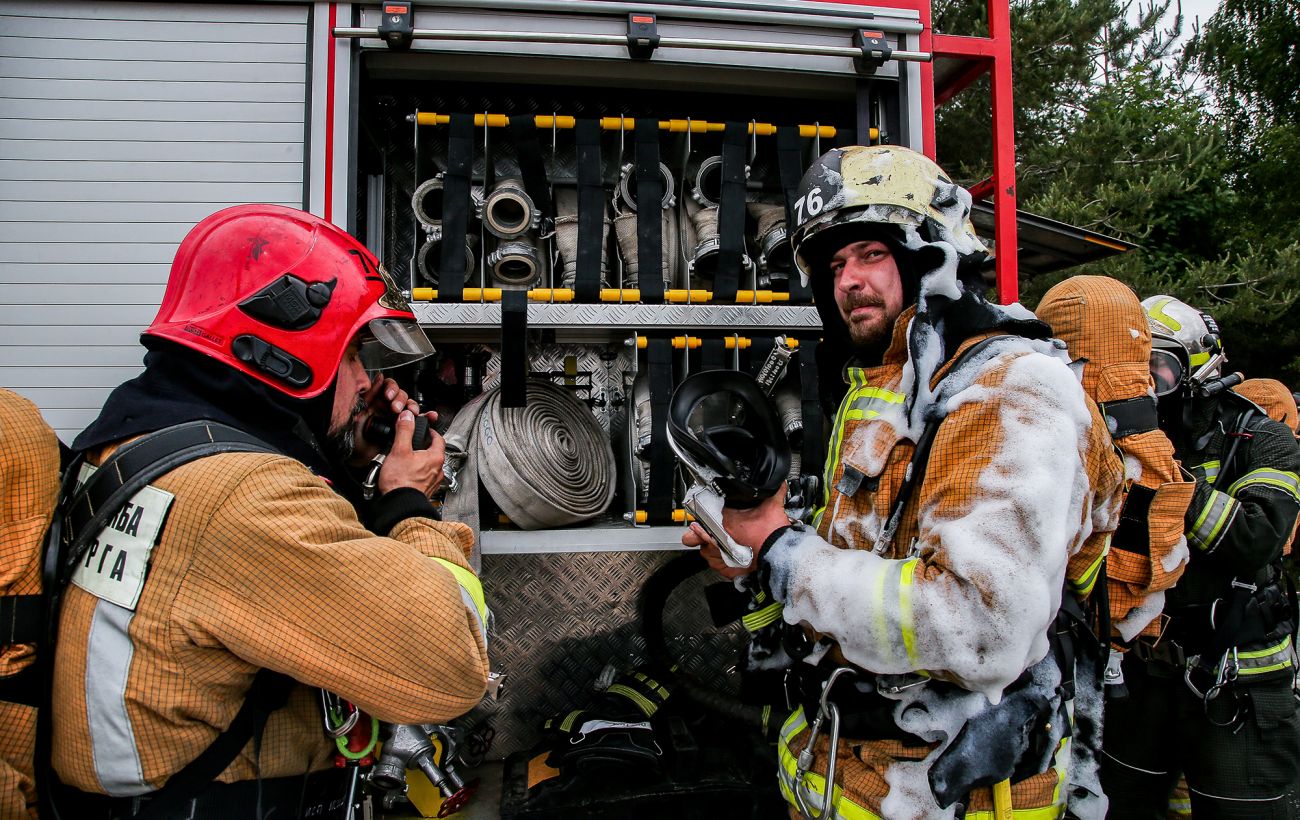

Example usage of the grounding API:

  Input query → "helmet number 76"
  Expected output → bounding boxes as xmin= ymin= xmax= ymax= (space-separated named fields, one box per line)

xmin=794 ymin=186 xmax=824 ymax=224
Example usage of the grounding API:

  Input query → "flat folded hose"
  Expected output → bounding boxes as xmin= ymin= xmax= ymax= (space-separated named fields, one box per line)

xmin=443 ymin=380 xmax=616 ymax=568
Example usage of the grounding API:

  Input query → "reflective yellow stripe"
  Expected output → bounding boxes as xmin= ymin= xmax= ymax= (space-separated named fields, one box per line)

xmin=607 ymin=683 xmax=659 ymax=716
xmin=992 ymin=779 xmax=1013 ymax=820
xmin=1189 ymin=489 xmax=1237 ymax=552
xmin=559 ymin=710 xmax=582 ymax=732
xmin=1188 ymin=351 xmax=1210 ymax=367
xmin=823 ymin=371 xmax=905 ymax=512
xmin=1227 ymin=468 xmax=1300 ymax=503
xmin=1239 ymin=660 xmax=1293 ymax=676
xmin=777 ymin=708 xmax=1064 ymax=820
xmin=899 ymin=558 xmax=919 ymax=667
xmin=1146 ymin=297 xmax=1182 ymax=332
xmin=632 ymin=671 xmax=670 ymax=700
xmin=1239 ymin=635 xmax=1291 ymax=659
xmin=743 ymin=602 xmax=785 ymax=632
xmin=430 ymin=557 xmax=488 ymax=630
xmin=1198 ymin=460 xmax=1220 ymax=485
xmin=1068 ymin=536 xmax=1109 ymax=597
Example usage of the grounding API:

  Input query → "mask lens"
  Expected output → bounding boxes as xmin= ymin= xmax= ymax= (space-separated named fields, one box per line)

xmin=1150 ymin=349 xmax=1184 ymax=396
xmin=359 ymin=317 xmax=435 ymax=371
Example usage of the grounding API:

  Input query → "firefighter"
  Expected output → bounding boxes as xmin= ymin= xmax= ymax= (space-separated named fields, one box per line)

xmin=1098 ymin=296 xmax=1300 ymax=819
xmin=48 ymin=205 xmax=490 ymax=817
xmin=1235 ymin=378 xmax=1300 ymax=438
xmin=0 ymin=389 xmax=62 ymax=819
xmin=684 ymin=145 xmax=1126 ymax=819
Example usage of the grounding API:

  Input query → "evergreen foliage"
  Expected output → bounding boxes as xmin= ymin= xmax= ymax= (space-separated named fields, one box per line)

xmin=934 ymin=0 xmax=1300 ymax=381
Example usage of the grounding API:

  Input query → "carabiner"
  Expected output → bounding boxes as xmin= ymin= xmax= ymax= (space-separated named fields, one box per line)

xmin=793 ymin=667 xmax=855 ymax=820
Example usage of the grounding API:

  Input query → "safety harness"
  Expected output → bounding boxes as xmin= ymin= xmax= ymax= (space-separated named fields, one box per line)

xmin=36 ymin=421 xmax=297 ymax=820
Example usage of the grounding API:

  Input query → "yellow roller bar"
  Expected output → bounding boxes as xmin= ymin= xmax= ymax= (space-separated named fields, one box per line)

xmin=412 ymin=112 xmax=856 ymax=140
xmin=634 ymin=509 xmax=694 ymax=524
xmin=410 ymin=288 xmax=790 ymax=304
xmin=633 ymin=336 xmax=800 ymax=350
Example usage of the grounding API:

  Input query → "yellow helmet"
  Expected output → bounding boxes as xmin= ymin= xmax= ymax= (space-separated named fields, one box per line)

xmin=788 ymin=145 xmax=987 ymax=282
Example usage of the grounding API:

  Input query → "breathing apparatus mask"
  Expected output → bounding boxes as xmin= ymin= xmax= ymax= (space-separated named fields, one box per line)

xmin=666 ymin=369 xmax=790 ymax=568
xmin=1142 ymin=296 xmax=1231 ymax=399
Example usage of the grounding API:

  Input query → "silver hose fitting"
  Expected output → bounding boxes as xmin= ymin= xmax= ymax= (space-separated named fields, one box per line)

xmin=487 ymin=238 xmax=543 ymax=287
xmin=412 ymin=175 xmax=445 ymax=230
xmin=482 ymin=177 xmax=539 ymax=239
xmin=615 ymin=162 xmax=676 ymax=212
xmin=416 ymin=227 xmax=477 ymax=286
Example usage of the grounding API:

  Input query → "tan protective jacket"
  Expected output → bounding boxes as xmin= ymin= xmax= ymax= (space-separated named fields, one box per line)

xmin=771 ymin=310 xmax=1125 ymax=818
xmin=0 ymin=389 xmax=61 ymax=819
xmin=52 ymin=448 xmax=490 ymax=796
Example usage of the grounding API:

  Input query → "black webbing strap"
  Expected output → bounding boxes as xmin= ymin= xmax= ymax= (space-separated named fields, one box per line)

xmin=0 ymin=594 xmax=42 ymax=649
xmin=1111 ymin=483 xmax=1155 ymax=558
xmin=646 ymin=339 xmax=675 ymax=523
xmin=635 ymin=119 xmax=665 ymax=303
xmin=776 ymin=127 xmax=813 ymax=304
xmin=508 ymin=115 xmax=553 ymax=225
xmin=575 ymin=119 xmax=604 ymax=303
xmin=1099 ymin=396 xmax=1159 ymax=439
xmin=748 ymin=336 xmax=775 ymax=379
xmin=714 ymin=121 xmax=748 ymax=302
xmin=438 ymin=113 xmax=474 ymax=301
xmin=61 ymin=423 xmax=277 ymax=584
xmin=39 ymin=422 xmax=289 ymax=820
xmin=700 ymin=339 xmax=726 ymax=371
xmin=797 ymin=339 xmax=824 ymax=484
xmin=501 ymin=289 xmax=529 ymax=408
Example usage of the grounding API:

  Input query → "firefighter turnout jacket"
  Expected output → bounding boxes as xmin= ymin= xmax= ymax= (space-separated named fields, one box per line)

xmin=0 ymin=389 xmax=61 ymax=819
xmin=52 ymin=447 xmax=490 ymax=796
xmin=764 ymin=309 xmax=1125 ymax=819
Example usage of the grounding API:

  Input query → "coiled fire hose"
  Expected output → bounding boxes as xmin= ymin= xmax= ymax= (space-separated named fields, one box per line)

xmin=442 ymin=379 xmax=616 ymax=568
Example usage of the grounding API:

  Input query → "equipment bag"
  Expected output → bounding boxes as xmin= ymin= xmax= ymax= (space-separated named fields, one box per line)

xmin=36 ymin=421 xmax=293 ymax=820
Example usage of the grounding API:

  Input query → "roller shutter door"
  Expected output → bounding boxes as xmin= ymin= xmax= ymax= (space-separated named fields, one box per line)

xmin=0 ymin=1 xmax=310 ymax=441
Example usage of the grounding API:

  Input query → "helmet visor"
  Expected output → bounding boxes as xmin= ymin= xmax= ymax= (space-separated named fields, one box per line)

xmin=1149 ymin=348 xmax=1184 ymax=397
xmin=360 ymin=317 xmax=435 ymax=371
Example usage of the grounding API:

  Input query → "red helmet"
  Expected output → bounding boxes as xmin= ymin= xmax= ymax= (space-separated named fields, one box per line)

xmin=145 ymin=204 xmax=433 ymax=398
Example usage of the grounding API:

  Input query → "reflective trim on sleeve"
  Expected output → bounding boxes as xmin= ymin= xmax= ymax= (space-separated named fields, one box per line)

xmin=898 ymin=558 xmax=919 ymax=667
xmin=1236 ymin=635 xmax=1296 ymax=677
xmin=430 ymin=557 xmax=488 ymax=638
xmin=743 ymin=602 xmax=785 ymax=632
xmin=1188 ymin=489 xmax=1238 ymax=553
xmin=1196 ymin=460 xmax=1220 ymax=486
xmin=1226 ymin=468 xmax=1300 ymax=504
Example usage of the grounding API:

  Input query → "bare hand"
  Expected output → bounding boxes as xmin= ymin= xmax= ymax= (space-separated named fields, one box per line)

xmin=377 ymin=410 xmax=447 ymax=497
xmin=682 ymin=522 xmax=757 ymax=579
xmin=680 ymin=483 xmax=791 ymax=579
xmin=350 ymin=376 xmax=420 ymax=465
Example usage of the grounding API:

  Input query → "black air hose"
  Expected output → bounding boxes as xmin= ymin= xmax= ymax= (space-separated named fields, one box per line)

xmin=638 ymin=552 xmax=767 ymax=727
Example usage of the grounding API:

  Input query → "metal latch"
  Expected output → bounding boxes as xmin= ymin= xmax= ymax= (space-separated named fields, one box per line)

xmin=854 ymin=28 xmax=893 ymax=73
xmin=378 ymin=2 xmax=414 ymax=50
xmin=627 ymin=13 xmax=660 ymax=59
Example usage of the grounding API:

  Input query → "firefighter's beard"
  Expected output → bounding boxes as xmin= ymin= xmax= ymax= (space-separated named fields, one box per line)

xmin=841 ymin=293 xmax=896 ymax=354
xmin=325 ymin=394 xmax=368 ymax=464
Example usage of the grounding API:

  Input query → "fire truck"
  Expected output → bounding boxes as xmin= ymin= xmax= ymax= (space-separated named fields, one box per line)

xmin=0 ymin=1 xmax=1132 ymax=816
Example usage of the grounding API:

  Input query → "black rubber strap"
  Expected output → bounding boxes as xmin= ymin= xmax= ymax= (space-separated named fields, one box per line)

xmin=714 ymin=121 xmax=748 ymax=302
xmin=635 ymin=118 xmax=665 ymax=303
xmin=131 ymin=669 xmax=296 ymax=820
xmin=438 ymin=113 xmax=474 ymax=301
xmin=508 ymin=115 xmax=554 ymax=225
xmin=575 ymin=119 xmax=604 ymax=303
xmin=797 ymin=340 xmax=824 ymax=482
xmin=1100 ymin=396 xmax=1159 ymax=439
xmin=776 ymin=127 xmax=813 ymax=304
xmin=700 ymin=338 xmax=726 ymax=371
xmin=0 ymin=594 xmax=42 ymax=649
xmin=501 ymin=289 xmax=529 ymax=408
xmin=646 ymin=339 xmax=675 ymax=523
xmin=748 ymin=336 xmax=775 ymax=379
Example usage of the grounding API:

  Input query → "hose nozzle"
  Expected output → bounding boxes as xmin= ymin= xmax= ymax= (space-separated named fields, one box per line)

xmin=481 ymin=178 xmax=539 ymax=239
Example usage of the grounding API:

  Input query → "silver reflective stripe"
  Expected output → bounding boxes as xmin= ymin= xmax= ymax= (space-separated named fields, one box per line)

xmin=1226 ymin=468 xmax=1300 ymax=504
xmin=1189 ymin=489 xmax=1237 ymax=553
xmin=86 ymin=600 xmax=149 ymax=796
xmin=459 ymin=587 xmax=488 ymax=648
xmin=1237 ymin=635 xmax=1296 ymax=677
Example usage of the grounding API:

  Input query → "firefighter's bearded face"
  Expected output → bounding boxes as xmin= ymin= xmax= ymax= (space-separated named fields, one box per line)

xmin=831 ymin=239 xmax=905 ymax=349
xmin=326 ymin=336 xmax=373 ymax=462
